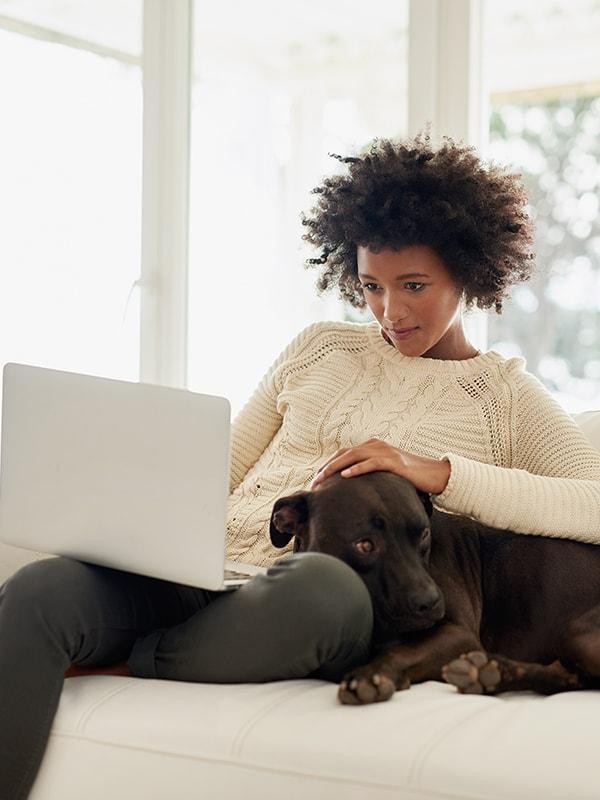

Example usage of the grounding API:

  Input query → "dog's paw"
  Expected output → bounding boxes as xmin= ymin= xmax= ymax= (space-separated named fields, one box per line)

xmin=338 ymin=665 xmax=400 ymax=705
xmin=441 ymin=650 xmax=501 ymax=694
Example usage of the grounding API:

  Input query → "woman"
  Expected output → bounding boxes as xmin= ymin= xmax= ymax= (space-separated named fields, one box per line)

xmin=2 ymin=135 xmax=599 ymax=799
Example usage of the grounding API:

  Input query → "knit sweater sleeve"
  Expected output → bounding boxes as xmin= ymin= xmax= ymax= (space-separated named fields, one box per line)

xmin=228 ymin=321 xmax=327 ymax=492
xmin=434 ymin=366 xmax=600 ymax=543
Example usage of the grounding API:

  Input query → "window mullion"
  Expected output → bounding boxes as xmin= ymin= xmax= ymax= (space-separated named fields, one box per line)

xmin=140 ymin=0 xmax=192 ymax=387
xmin=408 ymin=0 xmax=485 ymax=145
xmin=408 ymin=0 xmax=487 ymax=350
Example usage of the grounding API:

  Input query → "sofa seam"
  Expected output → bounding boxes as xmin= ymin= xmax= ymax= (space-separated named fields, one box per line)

xmin=46 ymin=732 xmax=512 ymax=800
xmin=72 ymin=682 xmax=135 ymax=734
xmin=230 ymin=683 xmax=318 ymax=758
xmin=406 ymin=700 xmax=501 ymax=787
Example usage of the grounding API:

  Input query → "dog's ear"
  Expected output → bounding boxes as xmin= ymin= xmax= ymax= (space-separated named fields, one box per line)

xmin=417 ymin=490 xmax=433 ymax=518
xmin=269 ymin=492 xmax=309 ymax=548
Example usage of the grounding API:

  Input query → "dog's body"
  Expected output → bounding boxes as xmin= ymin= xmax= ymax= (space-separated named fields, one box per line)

xmin=269 ymin=471 xmax=600 ymax=704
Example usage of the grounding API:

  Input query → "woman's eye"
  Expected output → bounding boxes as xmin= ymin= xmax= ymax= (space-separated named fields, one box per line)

xmin=361 ymin=283 xmax=379 ymax=293
xmin=405 ymin=282 xmax=425 ymax=292
xmin=354 ymin=538 xmax=375 ymax=554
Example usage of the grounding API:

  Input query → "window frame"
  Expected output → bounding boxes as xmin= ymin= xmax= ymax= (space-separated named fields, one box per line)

xmin=0 ymin=0 xmax=491 ymax=385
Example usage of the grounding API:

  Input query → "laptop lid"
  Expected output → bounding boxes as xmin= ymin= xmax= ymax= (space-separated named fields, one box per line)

xmin=0 ymin=363 xmax=231 ymax=589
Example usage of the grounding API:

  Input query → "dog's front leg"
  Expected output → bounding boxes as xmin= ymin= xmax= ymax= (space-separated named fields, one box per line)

xmin=339 ymin=622 xmax=480 ymax=705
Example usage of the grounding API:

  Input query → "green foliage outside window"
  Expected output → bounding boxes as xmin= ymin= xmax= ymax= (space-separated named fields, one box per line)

xmin=489 ymin=95 xmax=600 ymax=407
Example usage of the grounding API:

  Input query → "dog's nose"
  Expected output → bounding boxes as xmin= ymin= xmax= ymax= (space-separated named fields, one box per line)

xmin=407 ymin=585 xmax=442 ymax=616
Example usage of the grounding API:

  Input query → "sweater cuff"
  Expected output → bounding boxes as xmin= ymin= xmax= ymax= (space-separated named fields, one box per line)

xmin=433 ymin=452 xmax=491 ymax=520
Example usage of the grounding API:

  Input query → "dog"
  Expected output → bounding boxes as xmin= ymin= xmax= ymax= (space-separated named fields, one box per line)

xmin=269 ymin=471 xmax=600 ymax=705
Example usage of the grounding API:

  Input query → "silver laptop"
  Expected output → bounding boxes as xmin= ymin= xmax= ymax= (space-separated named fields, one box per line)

xmin=0 ymin=363 xmax=266 ymax=590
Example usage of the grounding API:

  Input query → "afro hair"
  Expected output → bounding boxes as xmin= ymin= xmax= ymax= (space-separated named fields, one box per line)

xmin=302 ymin=135 xmax=535 ymax=313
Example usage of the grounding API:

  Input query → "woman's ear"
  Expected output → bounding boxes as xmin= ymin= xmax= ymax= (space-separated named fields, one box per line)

xmin=269 ymin=492 xmax=309 ymax=548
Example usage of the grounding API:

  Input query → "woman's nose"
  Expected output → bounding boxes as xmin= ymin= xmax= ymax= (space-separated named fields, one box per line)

xmin=383 ymin=296 xmax=409 ymax=324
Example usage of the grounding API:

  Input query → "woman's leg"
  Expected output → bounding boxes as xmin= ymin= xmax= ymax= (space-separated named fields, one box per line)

xmin=0 ymin=552 xmax=373 ymax=799
xmin=0 ymin=557 xmax=216 ymax=800
xmin=129 ymin=552 xmax=374 ymax=683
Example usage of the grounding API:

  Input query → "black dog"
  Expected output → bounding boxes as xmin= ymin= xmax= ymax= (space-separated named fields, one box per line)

xmin=269 ymin=471 xmax=600 ymax=705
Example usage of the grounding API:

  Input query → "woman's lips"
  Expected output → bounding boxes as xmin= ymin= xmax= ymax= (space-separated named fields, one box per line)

xmin=387 ymin=327 xmax=418 ymax=340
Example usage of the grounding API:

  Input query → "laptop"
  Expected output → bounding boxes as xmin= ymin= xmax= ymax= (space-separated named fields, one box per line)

xmin=0 ymin=363 xmax=266 ymax=590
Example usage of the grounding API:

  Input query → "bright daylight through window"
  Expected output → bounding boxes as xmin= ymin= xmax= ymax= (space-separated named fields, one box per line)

xmin=485 ymin=0 xmax=600 ymax=411
xmin=0 ymin=1 xmax=598 ymax=413
xmin=187 ymin=0 xmax=409 ymax=414
xmin=0 ymin=1 xmax=142 ymax=382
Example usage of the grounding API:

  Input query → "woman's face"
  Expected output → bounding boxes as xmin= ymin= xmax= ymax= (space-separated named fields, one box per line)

xmin=357 ymin=244 xmax=471 ymax=360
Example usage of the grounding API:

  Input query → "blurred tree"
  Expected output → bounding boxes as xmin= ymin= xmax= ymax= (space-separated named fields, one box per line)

xmin=489 ymin=95 xmax=600 ymax=406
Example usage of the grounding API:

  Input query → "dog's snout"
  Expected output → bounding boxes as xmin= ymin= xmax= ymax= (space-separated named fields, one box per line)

xmin=407 ymin=585 xmax=442 ymax=616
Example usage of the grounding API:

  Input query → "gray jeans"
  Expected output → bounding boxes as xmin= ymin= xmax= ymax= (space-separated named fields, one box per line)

xmin=0 ymin=552 xmax=373 ymax=800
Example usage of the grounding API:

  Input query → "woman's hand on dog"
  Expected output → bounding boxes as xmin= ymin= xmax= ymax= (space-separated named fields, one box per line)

xmin=311 ymin=438 xmax=451 ymax=495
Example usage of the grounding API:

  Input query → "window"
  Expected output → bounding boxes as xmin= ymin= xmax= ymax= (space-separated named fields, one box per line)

xmin=0 ymin=3 xmax=142 ymax=381
xmin=2 ymin=2 xmax=596 ymax=412
xmin=187 ymin=0 xmax=409 ymax=413
xmin=485 ymin=0 xmax=600 ymax=410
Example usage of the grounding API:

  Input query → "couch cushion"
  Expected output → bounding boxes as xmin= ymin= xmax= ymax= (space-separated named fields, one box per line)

xmin=31 ymin=676 xmax=600 ymax=800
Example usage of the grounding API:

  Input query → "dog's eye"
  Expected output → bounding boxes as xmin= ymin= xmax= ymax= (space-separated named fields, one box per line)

xmin=420 ymin=527 xmax=431 ymax=552
xmin=354 ymin=538 xmax=375 ymax=554
xmin=371 ymin=515 xmax=386 ymax=530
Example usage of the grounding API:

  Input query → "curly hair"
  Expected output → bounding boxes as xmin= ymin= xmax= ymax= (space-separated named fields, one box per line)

xmin=301 ymin=135 xmax=535 ymax=313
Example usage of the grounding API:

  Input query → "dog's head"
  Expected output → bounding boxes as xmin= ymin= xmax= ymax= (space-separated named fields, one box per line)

xmin=269 ymin=471 xmax=444 ymax=642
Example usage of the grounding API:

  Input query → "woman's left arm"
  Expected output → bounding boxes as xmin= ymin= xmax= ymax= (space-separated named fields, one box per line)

xmin=312 ymin=370 xmax=600 ymax=543
xmin=434 ymin=371 xmax=600 ymax=542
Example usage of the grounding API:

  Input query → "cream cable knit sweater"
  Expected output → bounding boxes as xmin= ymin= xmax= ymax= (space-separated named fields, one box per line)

xmin=226 ymin=321 xmax=600 ymax=567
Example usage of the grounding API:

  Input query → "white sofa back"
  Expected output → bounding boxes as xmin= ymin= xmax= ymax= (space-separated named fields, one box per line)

xmin=573 ymin=409 xmax=600 ymax=450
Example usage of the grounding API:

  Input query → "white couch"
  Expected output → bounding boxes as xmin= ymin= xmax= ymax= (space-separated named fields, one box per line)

xmin=2 ymin=411 xmax=600 ymax=800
